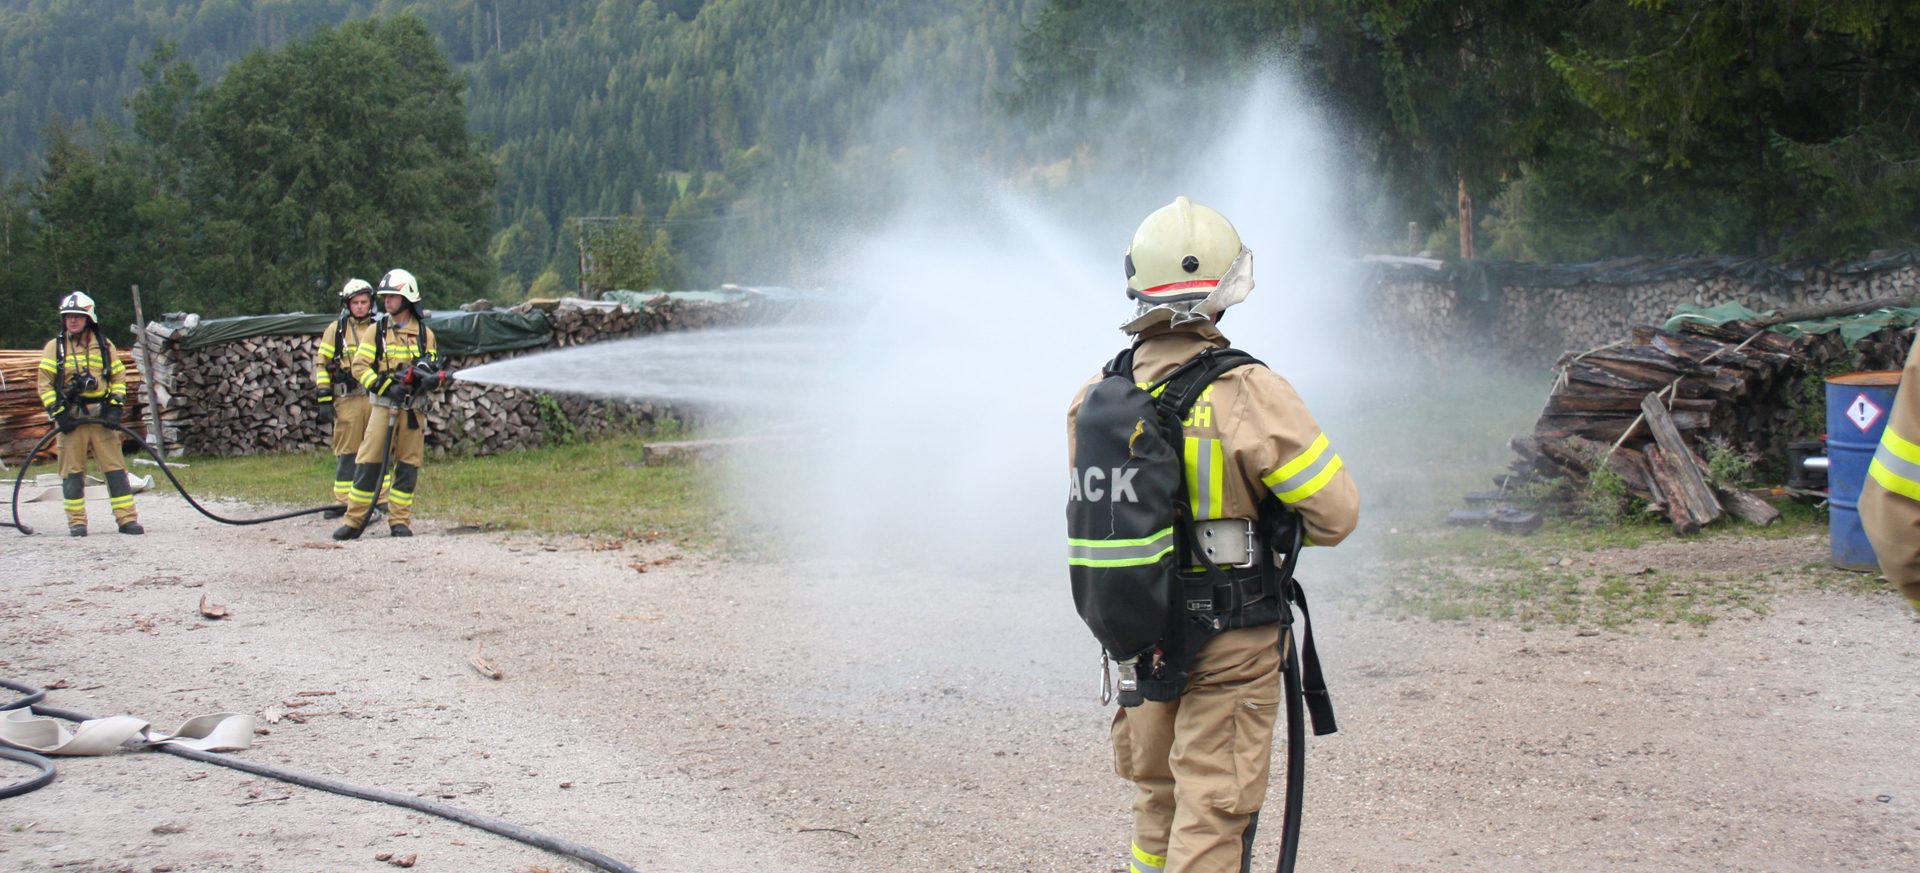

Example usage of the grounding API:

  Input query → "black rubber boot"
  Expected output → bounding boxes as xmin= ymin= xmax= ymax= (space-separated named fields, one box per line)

xmin=117 ymin=521 xmax=144 ymax=535
xmin=389 ymin=524 xmax=413 ymax=538
xmin=332 ymin=524 xmax=364 ymax=541
xmin=322 ymin=506 xmax=347 ymax=519
xmin=69 ymin=525 xmax=87 ymax=537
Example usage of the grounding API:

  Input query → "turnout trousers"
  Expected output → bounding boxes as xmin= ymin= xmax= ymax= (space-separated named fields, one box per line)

xmin=1111 ymin=624 xmax=1281 ymax=873
xmin=55 ymin=422 xmax=137 ymax=528
xmin=341 ymin=404 xmax=425 ymax=530
xmin=328 ymin=392 xmax=372 ymax=506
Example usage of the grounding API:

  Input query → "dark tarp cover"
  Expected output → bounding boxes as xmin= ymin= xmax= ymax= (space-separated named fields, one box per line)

xmin=163 ymin=308 xmax=552 ymax=355
xmin=1368 ymin=250 xmax=1920 ymax=291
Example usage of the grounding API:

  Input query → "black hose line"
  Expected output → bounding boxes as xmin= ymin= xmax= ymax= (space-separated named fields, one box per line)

xmin=1276 ymin=627 xmax=1307 ymax=873
xmin=0 ymin=679 xmax=639 ymax=873
xmin=9 ymin=419 xmax=337 ymax=536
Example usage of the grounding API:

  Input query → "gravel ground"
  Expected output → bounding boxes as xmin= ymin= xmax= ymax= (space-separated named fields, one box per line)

xmin=2 ymin=495 xmax=1917 ymax=872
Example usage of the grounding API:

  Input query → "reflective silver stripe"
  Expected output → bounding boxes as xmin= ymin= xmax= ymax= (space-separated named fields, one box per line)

xmin=1132 ymin=858 xmax=1162 ymax=873
xmin=1067 ymin=530 xmax=1175 ymax=564
xmin=1874 ymin=442 xmax=1920 ymax=486
xmin=1194 ymin=437 xmax=1214 ymax=519
xmin=1269 ymin=447 xmax=1336 ymax=497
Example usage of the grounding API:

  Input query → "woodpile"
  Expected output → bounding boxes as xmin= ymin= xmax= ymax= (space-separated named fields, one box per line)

xmin=136 ymin=296 xmax=767 ymax=457
xmin=1505 ymin=306 xmax=1916 ymax=533
xmin=0 ymin=349 xmax=151 ymax=463
xmin=1367 ymin=256 xmax=1920 ymax=368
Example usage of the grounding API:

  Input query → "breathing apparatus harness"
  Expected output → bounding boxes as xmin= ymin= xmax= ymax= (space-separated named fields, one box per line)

xmin=365 ymin=312 xmax=447 ymax=429
xmin=324 ymin=311 xmax=371 ymax=397
xmin=50 ymin=329 xmax=113 ymax=421
xmin=1068 ymin=344 xmax=1336 ymax=873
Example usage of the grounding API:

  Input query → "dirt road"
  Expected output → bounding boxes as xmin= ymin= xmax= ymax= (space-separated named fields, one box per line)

xmin=2 ymin=496 xmax=1916 ymax=871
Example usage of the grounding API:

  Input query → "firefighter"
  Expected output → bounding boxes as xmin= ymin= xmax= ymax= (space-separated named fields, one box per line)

xmin=1067 ymin=197 xmax=1359 ymax=873
xmin=316 ymin=278 xmax=378 ymax=517
xmin=333 ymin=268 xmax=451 ymax=540
xmin=1857 ymin=338 xmax=1920 ymax=617
xmin=35 ymin=292 xmax=143 ymax=536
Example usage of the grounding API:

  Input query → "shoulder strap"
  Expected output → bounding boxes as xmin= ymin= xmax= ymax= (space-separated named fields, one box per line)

xmin=1151 ymin=347 xmax=1262 ymax=421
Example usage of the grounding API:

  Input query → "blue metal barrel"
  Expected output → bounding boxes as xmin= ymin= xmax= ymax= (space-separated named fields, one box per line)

xmin=1826 ymin=371 xmax=1902 ymax=570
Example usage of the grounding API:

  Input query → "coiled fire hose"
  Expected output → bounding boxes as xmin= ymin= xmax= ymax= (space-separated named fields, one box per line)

xmin=8 ymin=419 xmax=337 ymax=535
xmin=0 ymin=678 xmax=640 ymax=873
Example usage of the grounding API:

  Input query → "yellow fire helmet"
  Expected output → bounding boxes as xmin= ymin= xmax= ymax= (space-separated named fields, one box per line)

xmin=377 ymin=268 xmax=421 ymax=303
xmin=1120 ymin=196 xmax=1255 ymax=334
xmin=58 ymin=291 xmax=98 ymax=324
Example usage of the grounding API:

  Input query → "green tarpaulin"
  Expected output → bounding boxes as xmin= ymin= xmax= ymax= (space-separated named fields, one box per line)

xmin=1663 ymin=302 xmax=1920 ymax=346
xmin=165 ymin=308 xmax=552 ymax=355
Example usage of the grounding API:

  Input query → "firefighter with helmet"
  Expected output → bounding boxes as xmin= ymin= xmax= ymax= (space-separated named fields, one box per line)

xmin=1066 ymin=197 xmax=1359 ymax=873
xmin=316 ymin=278 xmax=379 ymax=516
xmin=35 ymin=291 xmax=143 ymax=536
xmin=333 ymin=268 xmax=452 ymax=540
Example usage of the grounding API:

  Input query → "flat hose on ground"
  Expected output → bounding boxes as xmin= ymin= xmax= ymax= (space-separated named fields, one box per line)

xmin=0 ymin=678 xmax=640 ymax=873
xmin=8 ymin=419 xmax=337 ymax=535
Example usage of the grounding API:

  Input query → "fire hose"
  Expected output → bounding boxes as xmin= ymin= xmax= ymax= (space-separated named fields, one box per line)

xmin=0 ymin=678 xmax=641 ymax=872
xmin=7 ymin=418 xmax=337 ymax=535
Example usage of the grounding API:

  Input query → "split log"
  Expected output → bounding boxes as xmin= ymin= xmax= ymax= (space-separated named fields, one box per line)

xmin=1640 ymin=392 xmax=1724 ymax=529
xmin=1713 ymin=484 xmax=1782 ymax=526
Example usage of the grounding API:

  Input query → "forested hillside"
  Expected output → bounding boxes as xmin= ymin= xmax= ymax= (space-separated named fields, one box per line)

xmin=3 ymin=0 xmax=1917 ymax=350
xmin=0 ymin=0 xmax=1041 ymax=312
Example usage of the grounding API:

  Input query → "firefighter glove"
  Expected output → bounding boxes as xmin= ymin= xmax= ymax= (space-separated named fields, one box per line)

xmin=100 ymin=403 xmax=123 ymax=427
xmin=380 ymin=380 xmax=407 ymax=403
xmin=52 ymin=409 xmax=78 ymax=434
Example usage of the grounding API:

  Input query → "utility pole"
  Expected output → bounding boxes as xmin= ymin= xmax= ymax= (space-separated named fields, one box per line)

xmin=129 ymin=284 xmax=168 ymax=458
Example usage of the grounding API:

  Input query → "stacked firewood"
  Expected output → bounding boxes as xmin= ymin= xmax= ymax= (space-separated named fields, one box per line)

xmin=0 ymin=349 xmax=151 ymax=462
xmin=1506 ymin=306 xmax=1916 ymax=533
xmin=139 ymin=295 xmax=765 ymax=457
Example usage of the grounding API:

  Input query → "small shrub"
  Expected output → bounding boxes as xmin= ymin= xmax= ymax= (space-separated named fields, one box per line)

xmin=536 ymin=394 xmax=581 ymax=446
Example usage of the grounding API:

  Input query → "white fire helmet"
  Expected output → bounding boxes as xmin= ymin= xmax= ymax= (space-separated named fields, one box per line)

xmin=377 ymin=268 xmax=421 ymax=303
xmin=1120 ymin=196 xmax=1254 ymax=334
xmin=59 ymin=291 xmax=98 ymax=325
xmin=339 ymin=278 xmax=374 ymax=301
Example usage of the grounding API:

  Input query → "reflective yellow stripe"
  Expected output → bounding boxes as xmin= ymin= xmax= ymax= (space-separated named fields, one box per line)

xmin=1184 ymin=436 xmax=1225 ymax=520
xmin=1264 ymin=433 xmax=1328 ymax=488
xmin=1870 ymin=458 xmax=1920 ymax=500
xmin=389 ymin=490 xmax=415 ymax=507
xmin=1871 ymin=427 xmax=1920 ymax=500
xmin=39 ymin=360 xmax=58 ymax=373
xmin=41 ymin=391 xmax=58 ymax=405
xmin=1881 ymin=426 xmax=1920 ymax=465
xmin=1263 ymin=433 xmax=1343 ymax=504
xmin=1131 ymin=842 xmax=1166 ymax=872
xmin=1275 ymin=454 xmax=1343 ymax=504
xmin=110 ymin=495 xmax=135 ymax=507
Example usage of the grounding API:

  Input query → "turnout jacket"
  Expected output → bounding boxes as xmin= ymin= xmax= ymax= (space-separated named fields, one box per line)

xmin=1067 ymin=321 xmax=1360 ymax=547
xmin=36 ymin=330 xmax=127 ymax=415
xmin=353 ymin=314 xmax=439 ymax=409
xmin=1859 ymin=339 xmax=1920 ymax=610
xmin=315 ymin=314 xmax=375 ymax=398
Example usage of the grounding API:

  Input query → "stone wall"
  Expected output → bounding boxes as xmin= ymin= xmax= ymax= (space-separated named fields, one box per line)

xmin=1365 ymin=254 xmax=1920 ymax=368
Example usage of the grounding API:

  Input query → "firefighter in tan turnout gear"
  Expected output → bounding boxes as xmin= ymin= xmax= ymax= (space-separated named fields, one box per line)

xmin=316 ymin=278 xmax=378 ymax=517
xmin=333 ymin=269 xmax=452 ymax=540
xmin=35 ymin=292 xmax=143 ymax=536
xmin=1858 ymin=338 xmax=1920 ymax=617
xmin=1067 ymin=197 xmax=1358 ymax=873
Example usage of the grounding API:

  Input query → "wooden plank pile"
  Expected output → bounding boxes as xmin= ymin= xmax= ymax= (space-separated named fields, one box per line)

xmin=0 ymin=348 xmax=151 ymax=463
xmin=1505 ymin=307 xmax=1916 ymax=533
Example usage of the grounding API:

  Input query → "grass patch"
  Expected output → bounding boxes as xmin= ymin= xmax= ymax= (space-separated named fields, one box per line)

xmin=126 ymin=433 xmax=731 ymax=549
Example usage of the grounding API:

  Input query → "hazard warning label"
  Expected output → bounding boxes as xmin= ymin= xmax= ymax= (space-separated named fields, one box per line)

xmin=1847 ymin=393 xmax=1885 ymax=432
